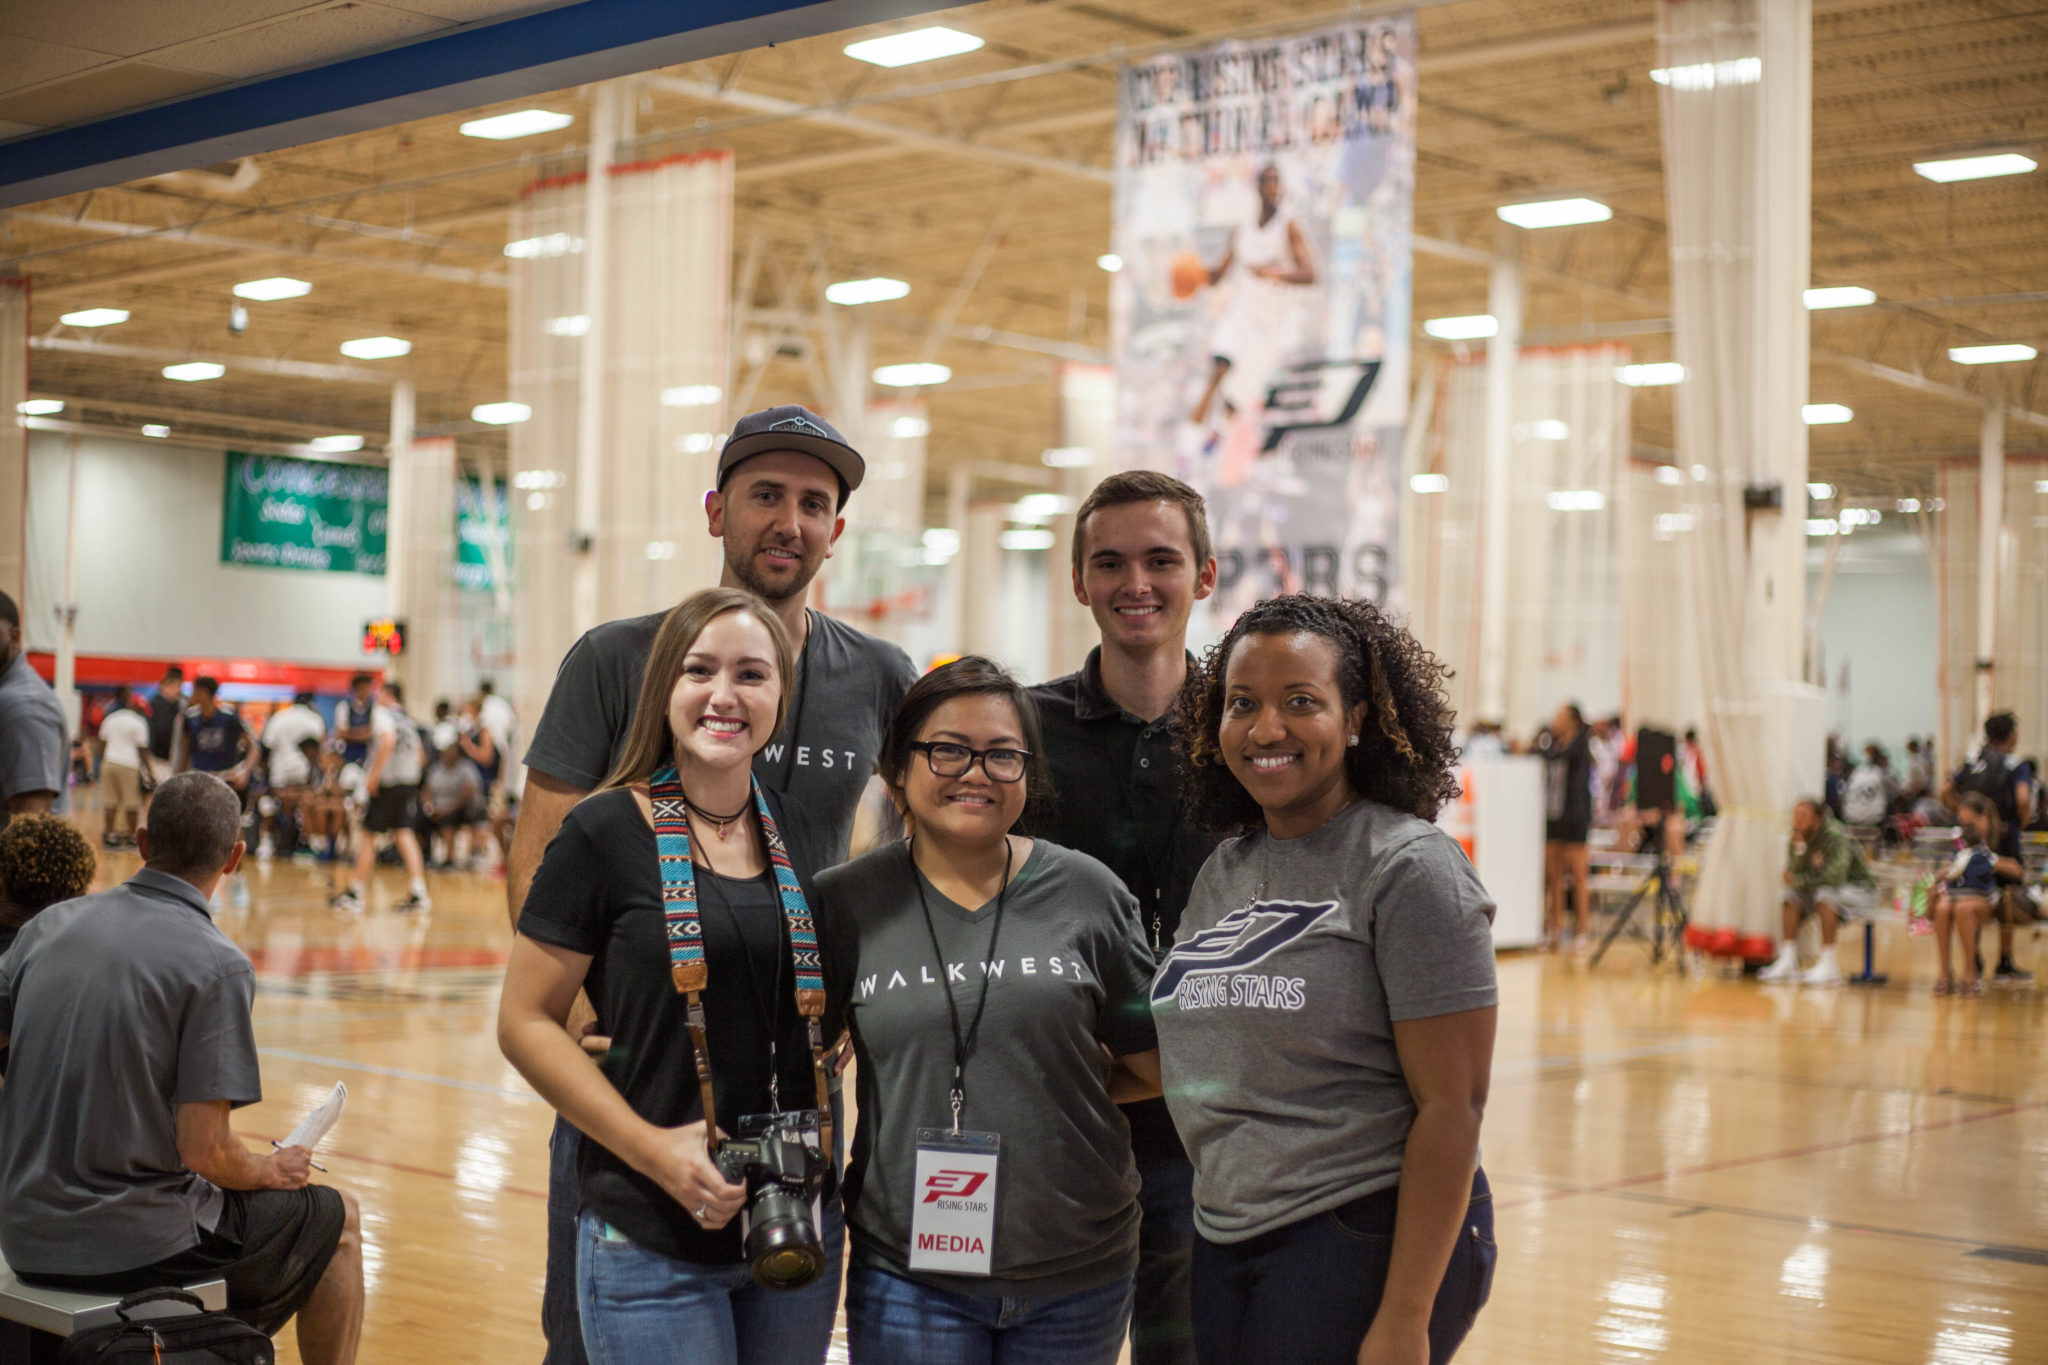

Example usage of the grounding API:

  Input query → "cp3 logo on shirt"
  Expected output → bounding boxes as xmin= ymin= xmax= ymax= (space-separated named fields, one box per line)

xmin=1151 ymin=900 xmax=1337 ymax=1005
xmin=923 ymin=1170 xmax=991 ymax=1203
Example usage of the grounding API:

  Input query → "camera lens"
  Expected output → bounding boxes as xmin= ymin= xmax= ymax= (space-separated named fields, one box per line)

xmin=744 ymin=1186 xmax=826 ymax=1290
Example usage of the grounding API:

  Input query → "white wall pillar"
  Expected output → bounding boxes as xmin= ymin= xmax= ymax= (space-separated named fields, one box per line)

xmin=384 ymin=378 xmax=415 ymax=633
xmin=52 ymin=434 xmax=80 ymax=738
xmin=1978 ymin=388 xmax=2005 ymax=728
xmin=1475 ymin=222 xmax=1521 ymax=724
xmin=571 ymin=80 xmax=619 ymax=637
xmin=944 ymin=465 xmax=969 ymax=655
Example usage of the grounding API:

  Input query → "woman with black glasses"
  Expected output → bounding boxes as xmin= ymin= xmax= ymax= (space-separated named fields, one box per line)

xmin=815 ymin=656 xmax=1161 ymax=1365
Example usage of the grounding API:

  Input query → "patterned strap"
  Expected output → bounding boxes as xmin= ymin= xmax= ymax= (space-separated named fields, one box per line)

xmin=649 ymin=766 xmax=832 ymax=1146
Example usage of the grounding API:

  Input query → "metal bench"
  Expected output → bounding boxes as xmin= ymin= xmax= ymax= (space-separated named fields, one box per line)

xmin=0 ymin=1249 xmax=225 ymax=1362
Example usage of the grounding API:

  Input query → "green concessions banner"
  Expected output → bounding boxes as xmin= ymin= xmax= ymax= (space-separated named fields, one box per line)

xmin=455 ymin=476 xmax=510 ymax=592
xmin=221 ymin=452 xmax=388 ymax=575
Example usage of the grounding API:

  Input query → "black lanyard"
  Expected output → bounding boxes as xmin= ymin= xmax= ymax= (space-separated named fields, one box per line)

xmin=698 ymin=868 xmax=791 ymax=1113
xmin=909 ymin=837 xmax=1012 ymax=1134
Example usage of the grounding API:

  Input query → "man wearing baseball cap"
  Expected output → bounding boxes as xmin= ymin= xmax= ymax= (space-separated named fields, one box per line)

xmin=509 ymin=404 xmax=918 ymax=1365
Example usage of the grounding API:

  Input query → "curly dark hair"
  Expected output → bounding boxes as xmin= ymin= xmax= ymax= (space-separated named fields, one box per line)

xmin=0 ymin=814 xmax=97 ymax=928
xmin=1175 ymin=595 xmax=1461 ymax=836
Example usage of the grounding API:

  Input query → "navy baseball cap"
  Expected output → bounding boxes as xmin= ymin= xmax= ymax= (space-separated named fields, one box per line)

xmin=716 ymin=405 xmax=865 ymax=501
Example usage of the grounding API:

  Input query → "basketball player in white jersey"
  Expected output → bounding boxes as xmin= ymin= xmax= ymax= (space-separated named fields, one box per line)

xmin=1190 ymin=164 xmax=1318 ymax=427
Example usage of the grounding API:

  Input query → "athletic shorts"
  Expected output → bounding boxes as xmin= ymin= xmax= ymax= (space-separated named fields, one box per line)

xmin=1546 ymin=818 xmax=1591 ymax=845
xmin=365 ymin=782 xmax=420 ymax=833
xmin=101 ymin=762 xmax=144 ymax=812
xmin=19 ymin=1186 xmax=346 ymax=1337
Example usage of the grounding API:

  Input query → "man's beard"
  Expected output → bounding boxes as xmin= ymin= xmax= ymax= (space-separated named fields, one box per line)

xmin=727 ymin=541 xmax=815 ymax=604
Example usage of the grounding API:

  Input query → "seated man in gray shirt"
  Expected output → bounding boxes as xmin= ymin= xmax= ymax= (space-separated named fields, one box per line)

xmin=0 ymin=773 xmax=364 ymax=1364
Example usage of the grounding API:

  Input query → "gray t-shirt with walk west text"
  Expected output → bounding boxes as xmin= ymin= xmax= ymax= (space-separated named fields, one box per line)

xmin=524 ymin=608 xmax=916 ymax=864
xmin=1152 ymin=799 xmax=1497 ymax=1244
xmin=0 ymin=869 xmax=261 ymax=1275
xmin=817 ymin=839 xmax=1158 ymax=1298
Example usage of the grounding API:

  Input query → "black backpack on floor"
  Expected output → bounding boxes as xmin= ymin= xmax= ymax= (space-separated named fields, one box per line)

xmin=60 ymin=1288 xmax=272 ymax=1364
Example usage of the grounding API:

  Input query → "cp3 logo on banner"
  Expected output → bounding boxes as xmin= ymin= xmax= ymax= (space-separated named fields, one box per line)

xmin=923 ymin=1170 xmax=991 ymax=1204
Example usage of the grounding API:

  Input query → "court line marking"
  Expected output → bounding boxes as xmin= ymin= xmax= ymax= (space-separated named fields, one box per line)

xmin=1494 ymin=1098 xmax=2048 ymax=1213
xmin=258 ymin=1047 xmax=544 ymax=1104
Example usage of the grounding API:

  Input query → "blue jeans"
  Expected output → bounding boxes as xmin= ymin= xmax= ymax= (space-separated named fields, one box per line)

xmin=1190 ymin=1170 xmax=1496 ymax=1365
xmin=544 ymin=1118 xmax=588 ymax=1365
xmin=844 ymin=1260 xmax=1133 ymax=1365
xmin=577 ymin=1204 xmax=844 ymax=1365
xmin=1132 ymin=1155 xmax=1196 ymax=1365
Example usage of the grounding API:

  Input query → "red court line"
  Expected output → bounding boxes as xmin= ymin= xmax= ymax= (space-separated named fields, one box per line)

xmin=1495 ymin=1099 xmax=2048 ymax=1211
xmin=245 ymin=1131 xmax=547 ymax=1201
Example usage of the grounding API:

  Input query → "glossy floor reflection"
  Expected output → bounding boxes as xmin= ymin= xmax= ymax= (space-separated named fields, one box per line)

xmin=69 ymin=834 xmax=2046 ymax=1364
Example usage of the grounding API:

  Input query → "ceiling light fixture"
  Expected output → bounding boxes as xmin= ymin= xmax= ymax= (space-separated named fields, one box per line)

xmin=141 ymin=424 xmax=170 ymax=438
xmin=544 ymin=314 xmax=592 ymax=337
xmin=460 ymin=109 xmax=574 ymax=140
xmin=1546 ymin=489 xmax=1607 ymax=512
xmin=1649 ymin=57 xmax=1760 ymax=91
xmin=60 ymin=308 xmax=128 ymax=327
xmin=231 ymin=277 xmax=310 ymax=301
xmin=1409 ymin=473 xmax=1449 ymax=494
xmin=16 ymin=399 xmax=62 ymax=415
xmin=1912 ymin=153 xmax=2036 ymax=184
xmin=1804 ymin=286 xmax=1875 ymax=310
xmin=1042 ymin=446 xmax=1093 ymax=468
xmin=1948 ymin=343 xmax=2037 ymax=365
xmin=340 ymin=336 xmax=411 ymax=359
xmin=998 ymin=528 xmax=1056 ymax=551
xmin=163 ymin=362 xmax=225 ymax=382
xmin=471 ymin=402 xmax=532 ymax=425
xmin=1654 ymin=464 xmax=1685 ymax=486
xmin=1807 ymin=482 xmax=1836 ymax=500
xmin=1422 ymin=314 xmax=1499 ymax=340
xmin=891 ymin=415 xmax=930 ymax=439
xmin=873 ymin=362 xmax=951 ymax=387
xmin=504 ymin=233 xmax=582 ymax=259
xmin=844 ymin=26 xmax=984 ymax=68
xmin=1096 ymin=254 xmax=1123 ymax=273
xmin=661 ymin=384 xmax=722 ymax=407
xmin=826 ymin=277 xmax=911 ymax=306
xmin=1616 ymin=362 xmax=1685 ymax=386
xmin=1803 ymin=404 xmax=1853 ymax=425
xmin=1497 ymin=198 xmax=1612 ymax=229
xmin=308 ymin=435 xmax=364 ymax=454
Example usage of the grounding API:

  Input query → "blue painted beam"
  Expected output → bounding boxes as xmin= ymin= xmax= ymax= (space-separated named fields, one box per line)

xmin=0 ymin=0 xmax=944 ymax=209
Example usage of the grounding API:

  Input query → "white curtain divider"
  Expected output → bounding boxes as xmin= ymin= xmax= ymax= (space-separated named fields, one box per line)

xmin=0 ymin=279 xmax=27 ymax=605
xmin=395 ymin=435 xmax=460 ymax=714
xmin=1659 ymin=0 xmax=1823 ymax=937
xmin=509 ymin=151 xmax=733 ymax=730
xmin=1936 ymin=459 xmax=2048 ymax=768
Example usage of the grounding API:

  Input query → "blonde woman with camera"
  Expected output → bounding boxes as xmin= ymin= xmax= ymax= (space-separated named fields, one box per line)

xmin=499 ymin=587 xmax=842 ymax=1364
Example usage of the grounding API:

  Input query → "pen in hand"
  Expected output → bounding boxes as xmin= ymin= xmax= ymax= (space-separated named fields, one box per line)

xmin=272 ymin=1140 xmax=328 ymax=1173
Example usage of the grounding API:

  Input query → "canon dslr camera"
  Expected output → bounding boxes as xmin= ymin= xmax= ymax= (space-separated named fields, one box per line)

xmin=714 ymin=1111 xmax=830 ymax=1289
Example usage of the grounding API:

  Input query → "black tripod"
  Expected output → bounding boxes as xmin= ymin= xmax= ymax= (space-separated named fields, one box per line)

xmin=1590 ymin=849 xmax=1691 ymax=969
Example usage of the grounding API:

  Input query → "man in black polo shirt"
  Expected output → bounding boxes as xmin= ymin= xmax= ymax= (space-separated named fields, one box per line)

xmin=146 ymin=666 xmax=185 ymax=777
xmin=1027 ymin=469 xmax=1217 ymax=1365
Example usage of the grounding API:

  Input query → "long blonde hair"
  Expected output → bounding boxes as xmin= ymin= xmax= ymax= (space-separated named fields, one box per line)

xmin=599 ymin=587 xmax=796 ymax=792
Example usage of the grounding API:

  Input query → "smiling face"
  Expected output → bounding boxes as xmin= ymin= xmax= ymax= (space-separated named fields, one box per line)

xmin=705 ymin=450 xmax=846 ymax=605
xmin=1074 ymin=499 xmax=1216 ymax=656
xmin=665 ymin=608 xmax=784 ymax=776
xmin=900 ymin=692 xmax=1030 ymax=850
xmin=1218 ymin=630 xmax=1368 ymax=839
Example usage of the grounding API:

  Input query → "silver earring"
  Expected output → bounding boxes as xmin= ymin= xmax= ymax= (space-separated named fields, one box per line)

xmin=1347 ymin=735 xmax=1359 ymax=747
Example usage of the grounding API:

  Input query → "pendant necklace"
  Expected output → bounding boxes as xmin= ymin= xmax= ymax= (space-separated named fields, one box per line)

xmin=683 ymin=793 xmax=750 ymax=841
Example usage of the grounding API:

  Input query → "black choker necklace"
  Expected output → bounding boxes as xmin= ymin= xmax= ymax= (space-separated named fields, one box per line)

xmin=683 ymin=792 xmax=750 ymax=841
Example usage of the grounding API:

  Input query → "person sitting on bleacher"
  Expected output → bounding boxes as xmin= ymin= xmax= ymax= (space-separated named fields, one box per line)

xmin=1930 ymin=793 xmax=2013 ymax=997
xmin=1941 ymin=712 xmax=2036 ymax=987
xmin=0 ymin=773 xmax=363 ymax=1362
xmin=1760 ymin=797 xmax=1875 ymax=987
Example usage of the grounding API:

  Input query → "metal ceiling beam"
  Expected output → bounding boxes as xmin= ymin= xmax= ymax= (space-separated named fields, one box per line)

xmin=2 ymin=212 xmax=508 ymax=289
xmin=30 ymin=335 xmax=395 ymax=385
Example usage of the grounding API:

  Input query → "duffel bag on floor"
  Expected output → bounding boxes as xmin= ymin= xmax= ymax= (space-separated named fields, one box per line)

xmin=59 ymin=1288 xmax=272 ymax=1364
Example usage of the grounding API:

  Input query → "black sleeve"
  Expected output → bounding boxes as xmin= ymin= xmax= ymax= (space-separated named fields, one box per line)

xmin=516 ymin=806 xmax=613 ymax=955
xmin=523 ymin=631 xmax=624 ymax=790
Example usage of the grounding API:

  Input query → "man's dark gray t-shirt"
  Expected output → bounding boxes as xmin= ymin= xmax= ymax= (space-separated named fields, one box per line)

xmin=0 ymin=652 xmax=69 ymax=830
xmin=0 ymin=869 xmax=262 ymax=1275
xmin=1152 ymin=800 xmax=1498 ymax=1244
xmin=524 ymin=608 xmax=917 ymax=863
xmin=817 ymin=839 xmax=1158 ymax=1298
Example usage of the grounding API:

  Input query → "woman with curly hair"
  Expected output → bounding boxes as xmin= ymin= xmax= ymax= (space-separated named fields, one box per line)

xmin=0 ymin=814 xmax=98 ymax=957
xmin=1154 ymin=594 xmax=1497 ymax=1365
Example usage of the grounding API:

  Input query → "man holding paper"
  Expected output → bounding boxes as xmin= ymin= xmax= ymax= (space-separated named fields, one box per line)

xmin=0 ymin=772 xmax=364 ymax=1365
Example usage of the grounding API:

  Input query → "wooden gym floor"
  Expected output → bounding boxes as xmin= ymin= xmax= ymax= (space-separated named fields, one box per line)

xmin=55 ymin=803 xmax=2048 ymax=1364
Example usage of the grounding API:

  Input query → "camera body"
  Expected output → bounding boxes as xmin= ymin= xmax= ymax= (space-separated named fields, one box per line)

xmin=713 ymin=1110 xmax=830 ymax=1290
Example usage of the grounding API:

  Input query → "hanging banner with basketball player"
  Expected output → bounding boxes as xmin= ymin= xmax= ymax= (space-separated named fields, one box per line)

xmin=1111 ymin=15 xmax=1415 ymax=614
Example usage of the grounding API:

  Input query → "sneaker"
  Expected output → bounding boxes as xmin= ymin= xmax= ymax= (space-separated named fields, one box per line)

xmin=1757 ymin=953 xmax=1802 ymax=984
xmin=1932 ymin=974 xmax=1955 ymax=997
xmin=1992 ymin=960 xmax=2035 ymax=987
xmin=1800 ymin=958 xmax=1844 ymax=988
xmin=329 ymin=889 xmax=364 ymax=915
xmin=393 ymin=892 xmax=432 ymax=914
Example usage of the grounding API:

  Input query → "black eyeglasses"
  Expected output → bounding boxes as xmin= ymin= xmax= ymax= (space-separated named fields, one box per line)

xmin=906 ymin=740 xmax=1031 ymax=783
